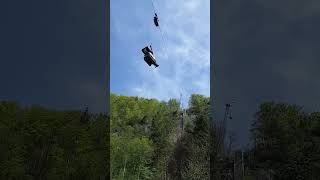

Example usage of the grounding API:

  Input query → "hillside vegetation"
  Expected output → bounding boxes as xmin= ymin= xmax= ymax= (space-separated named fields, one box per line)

xmin=0 ymin=101 xmax=109 ymax=179
xmin=110 ymin=93 xmax=210 ymax=179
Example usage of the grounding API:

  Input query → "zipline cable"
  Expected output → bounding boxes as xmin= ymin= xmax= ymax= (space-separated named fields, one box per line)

xmin=149 ymin=0 xmax=170 ymax=60
xmin=158 ymin=26 xmax=170 ymax=58
xmin=149 ymin=0 xmax=187 ymax=111
xmin=150 ymin=0 xmax=157 ymax=14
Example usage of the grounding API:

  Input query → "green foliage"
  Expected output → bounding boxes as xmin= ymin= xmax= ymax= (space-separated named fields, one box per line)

xmin=110 ymin=93 xmax=180 ymax=179
xmin=0 ymin=101 xmax=109 ymax=180
xmin=181 ymin=95 xmax=210 ymax=179
xmin=110 ymin=93 xmax=211 ymax=179
xmin=111 ymin=135 xmax=153 ymax=179
xmin=0 ymin=94 xmax=212 ymax=179
xmin=251 ymin=102 xmax=320 ymax=179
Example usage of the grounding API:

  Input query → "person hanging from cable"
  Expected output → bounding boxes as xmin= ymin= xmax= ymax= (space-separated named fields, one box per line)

xmin=141 ymin=45 xmax=159 ymax=68
xmin=153 ymin=13 xmax=159 ymax=27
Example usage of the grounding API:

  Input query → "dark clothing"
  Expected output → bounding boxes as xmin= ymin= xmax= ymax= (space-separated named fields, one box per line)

xmin=142 ymin=46 xmax=159 ymax=68
xmin=154 ymin=17 xmax=159 ymax=27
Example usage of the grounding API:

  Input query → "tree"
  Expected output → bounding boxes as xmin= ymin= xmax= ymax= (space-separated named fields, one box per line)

xmin=250 ymin=102 xmax=320 ymax=179
xmin=0 ymin=101 xmax=109 ymax=179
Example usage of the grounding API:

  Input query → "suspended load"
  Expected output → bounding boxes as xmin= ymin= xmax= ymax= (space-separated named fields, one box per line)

xmin=154 ymin=13 xmax=159 ymax=27
xmin=141 ymin=45 xmax=159 ymax=67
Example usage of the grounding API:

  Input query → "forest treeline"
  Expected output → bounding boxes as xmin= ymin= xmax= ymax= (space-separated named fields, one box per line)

xmin=247 ymin=102 xmax=320 ymax=179
xmin=1 ymin=97 xmax=319 ymax=180
xmin=0 ymin=94 xmax=211 ymax=180
xmin=110 ymin=93 xmax=210 ymax=179
xmin=0 ymin=101 xmax=109 ymax=180
xmin=212 ymin=102 xmax=320 ymax=180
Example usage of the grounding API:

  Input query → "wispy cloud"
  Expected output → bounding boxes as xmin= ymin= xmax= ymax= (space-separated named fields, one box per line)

xmin=111 ymin=0 xmax=210 ymax=107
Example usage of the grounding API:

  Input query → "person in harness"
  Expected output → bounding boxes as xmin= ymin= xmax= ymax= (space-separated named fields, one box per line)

xmin=141 ymin=45 xmax=159 ymax=67
xmin=154 ymin=13 xmax=159 ymax=27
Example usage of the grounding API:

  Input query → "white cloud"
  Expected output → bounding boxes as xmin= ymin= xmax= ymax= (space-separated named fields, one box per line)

xmin=133 ymin=0 xmax=210 ymax=105
xmin=112 ymin=0 xmax=210 ymax=106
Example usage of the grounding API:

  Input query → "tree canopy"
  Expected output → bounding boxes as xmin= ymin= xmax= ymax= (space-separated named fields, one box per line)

xmin=110 ymin=93 xmax=210 ymax=179
xmin=0 ymin=101 xmax=109 ymax=180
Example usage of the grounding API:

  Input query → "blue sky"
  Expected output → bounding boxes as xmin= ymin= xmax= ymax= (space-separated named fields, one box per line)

xmin=110 ymin=0 xmax=210 ymax=107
